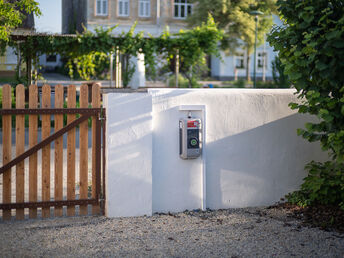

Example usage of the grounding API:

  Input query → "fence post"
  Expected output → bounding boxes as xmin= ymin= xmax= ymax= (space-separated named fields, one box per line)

xmin=67 ymin=85 xmax=76 ymax=216
xmin=29 ymin=84 xmax=38 ymax=219
xmin=41 ymin=84 xmax=51 ymax=218
xmin=92 ymin=84 xmax=101 ymax=215
xmin=79 ymin=84 xmax=89 ymax=215
xmin=54 ymin=85 xmax=64 ymax=217
xmin=2 ymin=85 xmax=12 ymax=220
xmin=15 ymin=85 xmax=25 ymax=220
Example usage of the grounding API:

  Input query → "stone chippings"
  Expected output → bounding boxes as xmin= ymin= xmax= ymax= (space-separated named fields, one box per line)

xmin=0 ymin=207 xmax=343 ymax=257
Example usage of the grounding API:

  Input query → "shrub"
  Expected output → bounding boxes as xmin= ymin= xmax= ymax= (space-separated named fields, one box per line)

xmin=271 ymin=56 xmax=290 ymax=88
xmin=255 ymin=81 xmax=278 ymax=89
xmin=286 ymin=161 xmax=344 ymax=209
xmin=168 ymin=74 xmax=190 ymax=88
xmin=268 ymin=0 xmax=344 ymax=208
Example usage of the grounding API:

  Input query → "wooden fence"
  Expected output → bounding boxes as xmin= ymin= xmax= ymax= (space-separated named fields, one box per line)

xmin=0 ymin=84 xmax=105 ymax=220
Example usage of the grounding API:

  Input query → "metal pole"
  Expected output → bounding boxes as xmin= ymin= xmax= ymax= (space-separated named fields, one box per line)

xmin=109 ymin=51 xmax=113 ymax=87
xmin=253 ymin=15 xmax=258 ymax=88
xmin=115 ymin=46 xmax=119 ymax=88
xmin=262 ymin=36 xmax=266 ymax=82
xmin=175 ymin=49 xmax=179 ymax=88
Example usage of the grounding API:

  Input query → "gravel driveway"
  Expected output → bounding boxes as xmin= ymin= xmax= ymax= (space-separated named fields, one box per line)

xmin=0 ymin=207 xmax=343 ymax=257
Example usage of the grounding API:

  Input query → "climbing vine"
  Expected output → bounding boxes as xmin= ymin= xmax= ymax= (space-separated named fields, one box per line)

xmin=8 ymin=15 xmax=222 ymax=83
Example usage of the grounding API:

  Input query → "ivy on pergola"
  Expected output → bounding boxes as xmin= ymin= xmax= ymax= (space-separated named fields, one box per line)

xmin=9 ymin=15 xmax=222 ymax=84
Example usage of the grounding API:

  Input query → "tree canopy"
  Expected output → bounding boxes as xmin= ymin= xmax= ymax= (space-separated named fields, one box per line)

xmin=0 ymin=0 xmax=41 ymax=51
xmin=188 ymin=0 xmax=276 ymax=54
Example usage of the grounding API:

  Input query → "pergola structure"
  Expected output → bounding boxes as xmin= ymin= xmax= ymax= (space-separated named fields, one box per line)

xmin=10 ymin=31 xmax=77 ymax=85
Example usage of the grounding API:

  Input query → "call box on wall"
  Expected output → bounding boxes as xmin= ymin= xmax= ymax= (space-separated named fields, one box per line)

xmin=179 ymin=118 xmax=202 ymax=159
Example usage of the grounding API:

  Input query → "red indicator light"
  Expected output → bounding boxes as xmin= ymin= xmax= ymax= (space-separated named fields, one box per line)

xmin=187 ymin=120 xmax=198 ymax=128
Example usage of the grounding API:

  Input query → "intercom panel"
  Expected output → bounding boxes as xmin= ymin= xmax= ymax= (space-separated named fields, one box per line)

xmin=179 ymin=118 xmax=202 ymax=159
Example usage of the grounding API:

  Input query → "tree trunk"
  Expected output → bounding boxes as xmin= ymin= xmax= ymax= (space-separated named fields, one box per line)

xmin=246 ymin=48 xmax=251 ymax=82
xmin=182 ymin=71 xmax=192 ymax=88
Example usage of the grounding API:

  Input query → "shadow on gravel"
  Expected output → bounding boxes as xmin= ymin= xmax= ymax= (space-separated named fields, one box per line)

xmin=267 ymin=202 xmax=344 ymax=233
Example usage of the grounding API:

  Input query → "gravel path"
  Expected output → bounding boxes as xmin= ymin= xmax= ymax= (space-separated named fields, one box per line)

xmin=0 ymin=207 xmax=343 ymax=257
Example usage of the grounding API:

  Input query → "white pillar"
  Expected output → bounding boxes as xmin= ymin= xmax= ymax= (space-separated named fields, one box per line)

xmin=130 ymin=52 xmax=146 ymax=89
xmin=105 ymin=93 xmax=153 ymax=217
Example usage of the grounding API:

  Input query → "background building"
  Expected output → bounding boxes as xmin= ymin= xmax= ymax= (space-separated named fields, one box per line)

xmin=62 ymin=0 xmax=191 ymax=36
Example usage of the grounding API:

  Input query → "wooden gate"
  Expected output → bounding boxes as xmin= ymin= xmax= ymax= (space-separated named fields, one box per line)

xmin=0 ymin=84 xmax=106 ymax=220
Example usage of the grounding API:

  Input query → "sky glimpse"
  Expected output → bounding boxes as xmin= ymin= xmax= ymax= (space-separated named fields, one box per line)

xmin=35 ymin=0 xmax=62 ymax=33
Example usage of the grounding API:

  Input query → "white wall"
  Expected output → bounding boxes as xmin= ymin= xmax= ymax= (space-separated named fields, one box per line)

xmin=105 ymin=93 xmax=153 ymax=217
xmin=39 ymin=54 xmax=63 ymax=70
xmin=105 ymin=89 xmax=327 ymax=217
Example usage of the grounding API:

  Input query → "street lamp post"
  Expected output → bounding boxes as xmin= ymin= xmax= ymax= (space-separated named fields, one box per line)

xmin=250 ymin=11 xmax=263 ymax=88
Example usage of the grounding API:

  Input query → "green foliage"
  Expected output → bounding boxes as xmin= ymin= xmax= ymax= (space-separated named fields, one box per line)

xmin=168 ymin=74 xmax=190 ymax=88
xmin=220 ymin=80 xmax=280 ymax=88
xmin=255 ymin=80 xmax=278 ymax=88
xmin=268 ymin=0 xmax=344 ymax=209
xmin=67 ymin=52 xmax=108 ymax=80
xmin=271 ymin=56 xmax=290 ymax=88
xmin=122 ymin=54 xmax=136 ymax=88
xmin=268 ymin=0 xmax=344 ymax=162
xmin=286 ymin=161 xmax=344 ymax=209
xmin=233 ymin=79 xmax=246 ymax=88
xmin=163 ymin=15 xmax=223 ymax=87
xmin=0 ymin=0 xmax=41 ymax=53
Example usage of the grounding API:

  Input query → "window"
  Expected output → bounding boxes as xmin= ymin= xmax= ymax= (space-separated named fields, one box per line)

xmin=118 ymin=0 xmax=129 ymax=16
xmin=235 ymin=53 xmax=245 ymax=69
xmin=5 ymin=47 xmax=17 ymax=64
xmin=96 ymin=0 xmax=108 ymax=16
xmin=174 ymin=0 xmax=193 ymax=19
xmin=257 ymin=52 xmax=267 ymax=68
xmin=139 ymin=0 xmax=150 ymax=17
xmin=46 ymin=55 xmax=57 ymax=63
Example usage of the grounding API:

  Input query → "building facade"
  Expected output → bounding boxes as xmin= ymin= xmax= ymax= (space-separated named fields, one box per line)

xmin=211 ymin=40 xmax=277 ymax=81
xmin=62 ymin=0 xmax=192 ymax=36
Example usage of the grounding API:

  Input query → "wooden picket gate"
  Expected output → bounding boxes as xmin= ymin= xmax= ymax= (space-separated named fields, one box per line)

xmin=0 ymin=84 xmax=106 ymax=220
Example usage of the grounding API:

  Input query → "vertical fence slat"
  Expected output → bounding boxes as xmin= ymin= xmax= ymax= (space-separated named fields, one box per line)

xmin=67 ymin=85 xmax=76 ymax=216
xmin=92 ymin=84 xmax=101 ymax=214
xmin=79 ymin=84 xmax=88 ymax=215
xmin=29 ymin=84 xmax=38 ymax=219
xmin=54 ymin=85 xmax=64 ymax=217
xmin=2 ymin=85 xmax=12 ymax=220
xmin=15 ymin=85 xmax=25 ymax=220
xmin=42 ymin=84 xmax=51 ymax=218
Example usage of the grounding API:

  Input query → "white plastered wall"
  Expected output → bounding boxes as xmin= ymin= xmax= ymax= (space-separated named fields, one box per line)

xmin=105 ymin=89 xmax=328 ymax=217
xmin=105 ymin=93 xmax=153 ymax=217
